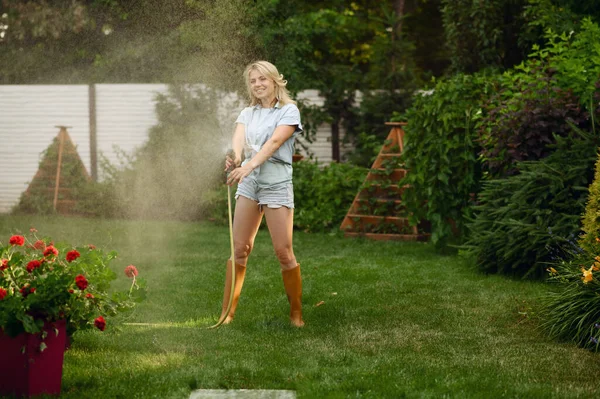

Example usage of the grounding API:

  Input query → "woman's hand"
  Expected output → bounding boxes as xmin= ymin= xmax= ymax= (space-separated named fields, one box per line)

xmin=227 ymin=162 xmax=256 ymax=185
xmin=224 ymin=155 xmax=241 ymax=172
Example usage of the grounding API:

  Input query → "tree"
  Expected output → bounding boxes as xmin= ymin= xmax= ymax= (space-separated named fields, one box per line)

xmin=0 ymin=0 xmax=254 ymax=87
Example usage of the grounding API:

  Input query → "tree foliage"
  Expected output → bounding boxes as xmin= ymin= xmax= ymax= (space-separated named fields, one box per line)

xmin=441 ymin=0 xmax=528 ymax=74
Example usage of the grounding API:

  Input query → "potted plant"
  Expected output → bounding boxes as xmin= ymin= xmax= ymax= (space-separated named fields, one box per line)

xmin=0 ymin=229 xmax=145 ymax=397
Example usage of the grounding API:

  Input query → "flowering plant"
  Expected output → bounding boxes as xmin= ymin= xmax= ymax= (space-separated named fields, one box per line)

xmin=541 ymin=236 xmax=600 ymax=351
xmin=0 ymin=229 xmax=145 ymax=342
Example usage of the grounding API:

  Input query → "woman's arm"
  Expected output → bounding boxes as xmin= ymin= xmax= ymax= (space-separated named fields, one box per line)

xmin=225 ymin=123 xmax=246 ymax=171
xmin=227 ymin=124 xmax=296 ymax=185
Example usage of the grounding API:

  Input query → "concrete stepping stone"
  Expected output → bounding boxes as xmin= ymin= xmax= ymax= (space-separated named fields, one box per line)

xmin=189 ymin=390 xmax=296 ymax=399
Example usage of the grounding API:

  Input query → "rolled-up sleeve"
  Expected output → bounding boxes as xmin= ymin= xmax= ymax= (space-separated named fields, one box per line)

xmin=235 ymin=108 xmax=249 ymax=125
xmin=277 ymin=104 xmax=303 ymax=136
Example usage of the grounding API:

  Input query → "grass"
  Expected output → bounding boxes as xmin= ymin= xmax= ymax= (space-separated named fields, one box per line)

xmin=2 ymin=214 xmax=600 ymax=398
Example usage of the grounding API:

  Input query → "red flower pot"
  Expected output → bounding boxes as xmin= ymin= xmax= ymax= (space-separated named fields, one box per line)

xmin=0 ymin=320 xmax=67 ymax=397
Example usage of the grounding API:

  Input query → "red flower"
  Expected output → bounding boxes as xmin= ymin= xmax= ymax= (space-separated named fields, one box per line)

xmin=66 ymin=250 xmax=81 ymax=263
xmin=26 ymin=260 xmax=42 ymax=273
xmin=0 ymin=287 xmax=7 ymax=300
xmin=9 ymin=235 xmax=25 ymax=246
xmin=68 ymin=289 xmax=74 ymax=294
xmin=33 ymin=240 xmax=45 ymax=250
xmin=124 ymin=265 xmax=138 ymax=278
xmin=0 ymin=259 xmax=8 ymax=271
xmin=75 ymin=274 xmax=88 ymax=290
xmin=94 ymin=316 xmax=106 ymax=331
xmin=43 ymin=245 xmax=58 ymax=257
xmin=20 ymin=285 xmax=34 ymax=297
xmin=86 ymin=293 xmax=94 ymax=299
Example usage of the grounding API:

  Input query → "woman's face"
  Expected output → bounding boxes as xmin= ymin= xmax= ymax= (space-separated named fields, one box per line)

xmin=248 ymin=69 xmax=276 ymax=105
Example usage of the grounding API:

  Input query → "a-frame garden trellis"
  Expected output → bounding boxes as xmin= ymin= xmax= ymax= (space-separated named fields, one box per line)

xmin=17 ymin=126 xmax=90 ymax=215
xmin=340 ymin=122 xmax=429 ymax=241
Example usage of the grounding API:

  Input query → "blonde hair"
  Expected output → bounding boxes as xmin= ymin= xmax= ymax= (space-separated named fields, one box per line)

xmin=244 ymin=61 xmax=296 ymax=107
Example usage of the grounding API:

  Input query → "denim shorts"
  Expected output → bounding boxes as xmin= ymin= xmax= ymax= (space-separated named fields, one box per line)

xmin=235 ymin=176 xmax=294 ymax=209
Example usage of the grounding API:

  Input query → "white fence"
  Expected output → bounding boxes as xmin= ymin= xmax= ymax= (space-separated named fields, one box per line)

xmin=0 ymin=84 xmax=351 ymax=213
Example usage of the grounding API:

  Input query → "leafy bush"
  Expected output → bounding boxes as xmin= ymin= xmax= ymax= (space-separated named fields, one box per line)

xmin=85 ymin=85 xmax=226 ymax=221
xmin=442 ymin=0 xmax=526 ymax=73
xmin=540 ymin=151 xmax=600 ymax=350
xmin=293 ymin=160 xmax=367 ymax=232
xmin=478 ymin=19 xmax=600 ymax=178
xmin=400 ymin=73 xmax=495 ymax=247
xmin=478 ymin=69 xmax=591 ymax=177
xmin=580 ymin=154 xmax=600 ymax=252
xmin=461 ymin=126 xmax=599 ymax=278
xmin=14 ymin=134 xmax=91 ymax=215
xmin=541 ymin=254 xmax=600 ymax=351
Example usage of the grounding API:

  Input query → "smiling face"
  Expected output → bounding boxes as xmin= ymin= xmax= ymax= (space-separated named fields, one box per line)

xmin=248 ymin=68 xmax=276 ymax=106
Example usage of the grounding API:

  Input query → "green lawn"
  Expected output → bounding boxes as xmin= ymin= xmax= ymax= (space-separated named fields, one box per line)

xmin=1 ymin=215 xmax=600 ymax=398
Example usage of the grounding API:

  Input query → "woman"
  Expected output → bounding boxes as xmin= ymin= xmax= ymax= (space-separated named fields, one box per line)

xmin=220 ymin=60 xmax=304 ymax=327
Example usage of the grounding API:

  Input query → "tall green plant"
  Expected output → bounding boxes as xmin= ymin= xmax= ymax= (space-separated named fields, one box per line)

xmin=400 ymin=73 xmax=494 ymax=247
xmin=477 ymin=18 xmax=600 ymax=178
xmin=442 ymin=0 xmax=527 ymax=73
xmin=579 ymin=152 xmax=600 ymax=253
xmin=462 ymin=125 xmax=599 ymax=278
xmin=540 ymin=149 xmax=600 ymax=351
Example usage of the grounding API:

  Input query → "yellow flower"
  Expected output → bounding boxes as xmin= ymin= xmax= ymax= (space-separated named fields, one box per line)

xmin=594 ymin=262 xmax=600 ymax=271
xmin=546 ymin=267 xmax=558 ymax=274
xmin=582 ymin=266 xmax=594 ymax=284
xmin=595 ymin=256 xmax=600 ymax=262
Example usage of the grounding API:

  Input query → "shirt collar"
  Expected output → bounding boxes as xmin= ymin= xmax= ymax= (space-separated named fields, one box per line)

xmin=253 ymin=100 xmax=281 ymax=109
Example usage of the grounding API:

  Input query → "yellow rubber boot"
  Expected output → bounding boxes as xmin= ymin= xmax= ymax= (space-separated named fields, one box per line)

xmin=281 ymin=264 xmax=305 ymax=327
xmin=219 ymin=260 xmax=247 ymax=324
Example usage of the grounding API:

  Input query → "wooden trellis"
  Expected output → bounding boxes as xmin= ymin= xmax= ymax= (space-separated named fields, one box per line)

xmin=18 ymin=126 xmax=90 ymax=215
xmin=340 ymin=122 xmax=429 ymax=241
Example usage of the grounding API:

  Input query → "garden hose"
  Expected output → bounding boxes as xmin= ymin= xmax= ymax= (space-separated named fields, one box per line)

xmin=208 ymin=179 xmax=236 ymax=329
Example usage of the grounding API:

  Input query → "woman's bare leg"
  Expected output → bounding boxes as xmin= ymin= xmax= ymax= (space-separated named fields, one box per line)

xmin=264 ymin=206 xmax=296 ymax=270
xmin=233 ymin=196 xmax=264 ymax=265
xmin=219 ymin=196 xmax=263 ymax=323
xmin=264 ymin=206 xmax=304 ymax=327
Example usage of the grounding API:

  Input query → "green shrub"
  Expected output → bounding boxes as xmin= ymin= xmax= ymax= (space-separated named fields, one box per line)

xmin=293 ymin=160 xmax=367 ymax=232
xmin=400 ymin=73 xmax=496 ymax=248
xmin=540 ymin=149 xmax=600 ymax=351
xmin=580 ymin=152 xmax=600 ymax=252
xmin=478 ymin=71 xmax=591 ymax=178
xmin=461 ymin=126 xmax=599 ymax=278
xmin=83 ymin=85 xmax=226 ymax=221
xmin=477 ymin=19 xmax=600 ymax=178
xmin=539 ymin=245 xmax=600 ymax=351
xmin=442 ymin=0 xmax=526 ymax=73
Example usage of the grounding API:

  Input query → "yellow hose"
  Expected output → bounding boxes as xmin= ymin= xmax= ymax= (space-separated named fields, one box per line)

xmin=208 ymin=183 xmax=235 ymax=329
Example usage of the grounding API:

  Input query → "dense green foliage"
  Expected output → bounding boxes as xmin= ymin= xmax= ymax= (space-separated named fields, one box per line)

xmin=478 ymin=68 xmax=592 ymax=177
xmin=0 ymin=0 xmax=254 ymax=87
xmin=14 ymin=135 xmax=91 ymax=215
xmin=539 ymin=151 xmax=600 ymax=350
xmin=293 ymin=160 xmax=367 ymax=232
xmin=477 ymin=17 xmax=600 ymax=179
xmin=442 ymin=0 xmax=527 ymax=73
xmin=580 ymin=155 xmax=600 ymax=252
xmin=400 ymin=73 xmax=494 ymax=247
xmin=462 ymin=127 xmax=599 ymax=278
xmin=540 ymin=244 xmax=600 ymax=351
